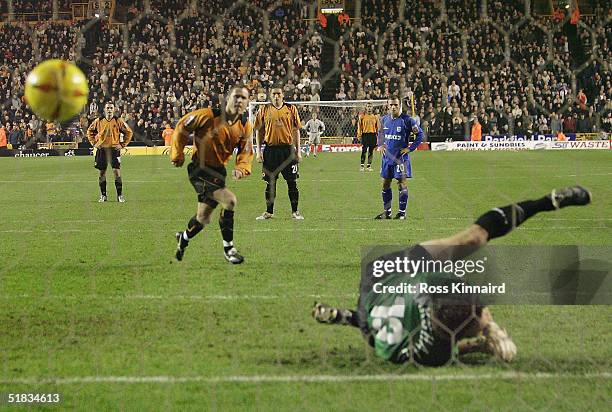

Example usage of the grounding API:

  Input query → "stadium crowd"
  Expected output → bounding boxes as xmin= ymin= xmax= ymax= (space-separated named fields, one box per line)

xmin=338 ymin=0 xmax=611 ymax=139
xmin=0 ymin=0 xmax=610 ymax=148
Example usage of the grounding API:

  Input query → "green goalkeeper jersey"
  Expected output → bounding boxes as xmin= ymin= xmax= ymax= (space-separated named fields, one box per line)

xmin=364 ymin=272 xmax=454 ymax=365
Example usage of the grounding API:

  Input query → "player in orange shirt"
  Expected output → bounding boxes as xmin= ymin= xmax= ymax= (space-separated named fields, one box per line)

xmin=357 ymin=103 xmax=380 ymax=171
xmin=171 ymin=84 xmax=253 ymax=264
xmin=86 ymin=103 xmax=133 ymax=203
xmin=253 ymin=86 xmax=304 ymax=220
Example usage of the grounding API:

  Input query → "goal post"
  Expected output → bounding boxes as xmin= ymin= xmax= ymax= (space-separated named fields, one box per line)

xmin=248 ymin=100 xmax=387 ymax=144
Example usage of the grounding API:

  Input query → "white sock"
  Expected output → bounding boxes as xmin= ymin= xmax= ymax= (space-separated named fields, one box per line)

xmin=223 ymin=240 xmax=233 ymax=248
xmin=183 ymin=231 xmax=189 ymax=241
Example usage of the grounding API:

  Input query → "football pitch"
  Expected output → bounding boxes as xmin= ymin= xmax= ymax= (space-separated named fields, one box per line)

xmin=1 ymin=150 xmax=610 ymax=410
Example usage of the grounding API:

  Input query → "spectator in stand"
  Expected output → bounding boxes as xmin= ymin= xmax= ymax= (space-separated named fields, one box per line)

xmin=89 ymin=100 xmax=99 ymax=117
xmin=563 ymin=113 xmax=577 ymax=133
xmin=576 ymin=112 xmax=592 ymax=133
xmin=452 ymin=116 xmax=464 ymax=140
xmin=448 ymin=80 xmax=461 ymax=104
xmin=45 ymin=122 xmax=57 ymax=142
xmin=442 ymin=106 xmax=454 ymax=138
xmin=134 ymin=119 xmax=145 ymax=142
xmin=537 ymin=115 xmax=549 ymax=134
xmin=576 ymin=89 xmax=587 ymax=112
xmin=550 ymin=112 xmax=563 ymax=136
xmin=24 ymin=124 xmax=34 ymax=146
xmin=480 ymin=114 xmax=491 ymax=134
xmin=9 ymin=123 xmax=23 ymax=147
xmin=515 ymin=119 xmax=526 ymax=136
xmin=602 ymin=112 xmax=612 ymax=134
xmin=0 ymin=123 xmax=7 ymax=148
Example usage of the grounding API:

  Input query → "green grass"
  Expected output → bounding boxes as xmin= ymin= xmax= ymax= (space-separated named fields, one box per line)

xmin=0 ymin=150 xmax=611 ymax=410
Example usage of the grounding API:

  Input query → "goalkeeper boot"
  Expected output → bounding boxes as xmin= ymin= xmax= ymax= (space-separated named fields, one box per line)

xmin=393 ymin=212 xmax=406 ymax=220
xmin=483 ymin=321 xmax=517 ymax=362
xmin=360 ymin=164 xmax=365 ymax=172
xmin=312 ymin=302 xmax=353 ymax=325
xmin=117 ymin=195 xmax=126 ymax=203
xmin=224 ymin=247 xmax=244 ymax=264
xmin=291 ymin=211 xmax=305 ymax=220
xmin=549 ymin=185 xmax=591 ymax=209
xmin=98 ymin=194 xmax=107 ymax=203
xmin=175 ymin=232 xmax=189 ymax=261
xmin=374 ymin=211 xmax=392 ymax=219
xmin=366 ymin=164 xmax=373 ymax=171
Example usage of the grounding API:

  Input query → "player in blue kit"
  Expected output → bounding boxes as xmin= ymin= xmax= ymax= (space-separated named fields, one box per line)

xmin=375 ymin=96 xmax=423 ymax=220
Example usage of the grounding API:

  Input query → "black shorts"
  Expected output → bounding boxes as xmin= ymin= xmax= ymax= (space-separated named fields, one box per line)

xmin=262 ymin=144 xmax=299 ymax=182
xmin=94 ymin=147 xmax=121 ymax=170
xmin=187 ymin=159 xmax=226 ymax=208
xmin=361 ymin=133 xmax=377 ymax=149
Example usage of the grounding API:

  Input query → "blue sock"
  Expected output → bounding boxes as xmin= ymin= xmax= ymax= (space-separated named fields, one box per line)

xmin=382 ymin=188 xmax=392 ymax=213
xmin=399 ymin=187 xmax=408 ymax=214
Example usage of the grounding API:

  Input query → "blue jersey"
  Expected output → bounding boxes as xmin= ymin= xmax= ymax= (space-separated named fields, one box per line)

xmin=378 ymin=114 xmax=423 ymax=158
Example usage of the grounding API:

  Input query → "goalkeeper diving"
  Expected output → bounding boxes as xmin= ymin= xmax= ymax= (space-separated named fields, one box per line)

xmin=313 ymin=185 xmax=592 ymax=365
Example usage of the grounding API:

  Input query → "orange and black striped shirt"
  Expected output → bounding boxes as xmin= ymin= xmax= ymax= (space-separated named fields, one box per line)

xmin=86 ymin=116 xmax=133 ymax=148
xmin=357 ymin=113 xmax=380 ymax=138
xmin=171 ymin=108 xmax=253 ymax=176
xmin=254 ymin=103 xmax=302 ymax=146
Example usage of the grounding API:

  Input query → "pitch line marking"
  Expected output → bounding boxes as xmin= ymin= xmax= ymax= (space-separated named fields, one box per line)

xmin=0 ymin=227 xmax=429 ymax=233
xmin=348 ymin=217 xmax=612 ymax=221
xmin=0 ymin=293 xmax=359 ymax=301
xmin=33 ymin=217 xmax=610 ymax=223
xmin=1 ymin=172 xmax=611 ymax=184
xmin=1 ymin=372 xmax=610 ymax=385
xmin=0 ymin=226 xmax=604 ymax=234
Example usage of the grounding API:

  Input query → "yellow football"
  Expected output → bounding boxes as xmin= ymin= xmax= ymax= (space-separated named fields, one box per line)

xmin=24 ymin=59 xmax=89 ymax=122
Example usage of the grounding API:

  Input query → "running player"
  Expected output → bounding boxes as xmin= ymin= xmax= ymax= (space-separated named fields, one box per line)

xmin=171 ymin=85 xmax=253 ymax=264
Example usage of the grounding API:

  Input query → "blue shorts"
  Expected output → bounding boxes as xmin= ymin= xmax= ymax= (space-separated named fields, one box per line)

xmin=381 ymin=153 xmax=412 ymax=179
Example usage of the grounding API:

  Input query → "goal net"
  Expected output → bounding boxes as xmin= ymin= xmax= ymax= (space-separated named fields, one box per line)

xmin=249 ymin=100 xmax=387 ymax=145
